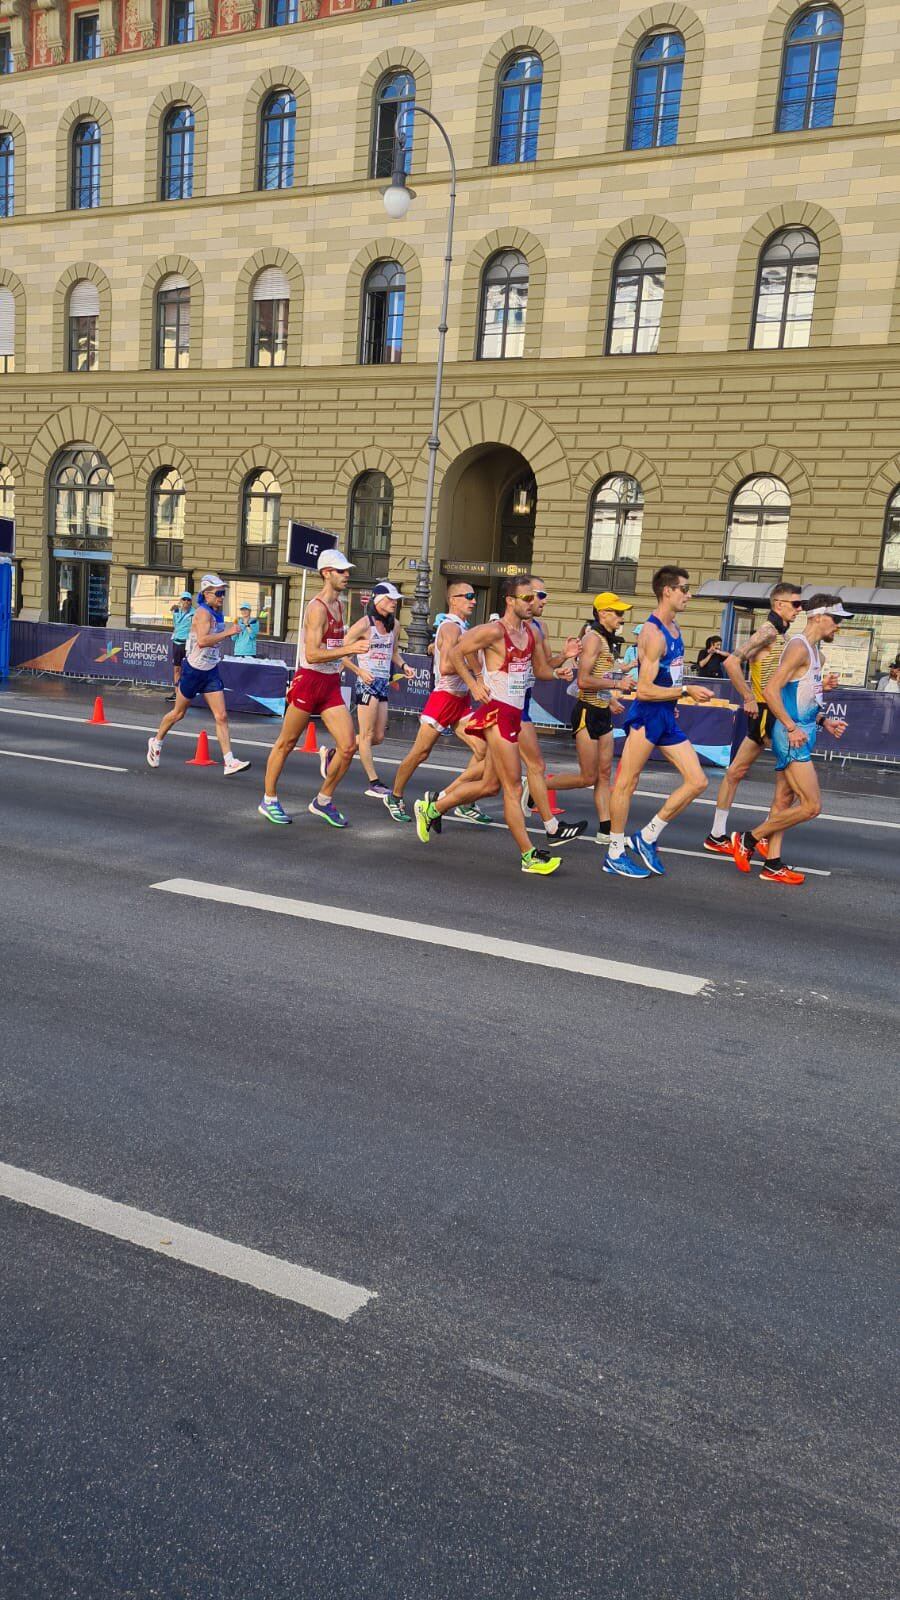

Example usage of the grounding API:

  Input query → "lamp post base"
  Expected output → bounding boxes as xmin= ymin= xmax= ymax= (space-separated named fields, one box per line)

xmin=404 ymin=560 xmax=434 ymax=655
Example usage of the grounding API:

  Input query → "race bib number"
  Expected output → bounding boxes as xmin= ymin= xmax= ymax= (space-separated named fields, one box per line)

xmin=507 ymin=660 xmax=529 ymax=707
xmin=670 ymin=657 xmax=684 ymax=687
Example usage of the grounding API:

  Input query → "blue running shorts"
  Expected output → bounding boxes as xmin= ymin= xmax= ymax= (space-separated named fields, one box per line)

xmin=353 ymin=674 xmax=390 ymax=707
xmin=621 ymin=699 xmax=687 ymax=748
xmin=772 ymin=717 xmax=818 ymax=771
xmin=178 ymin=661 xmax=225 ymax=700
xmin=522 ymin=687 xmax=533 ymax=724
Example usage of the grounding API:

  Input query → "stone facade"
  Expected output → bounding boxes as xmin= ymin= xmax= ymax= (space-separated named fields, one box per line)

xmin=0 ymin=0 xmax=898 ymax=647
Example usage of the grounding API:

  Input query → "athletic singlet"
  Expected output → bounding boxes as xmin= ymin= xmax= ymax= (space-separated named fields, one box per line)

xmin=780 ymin=634 xmax=823 ymax=728
xmin=358 ymin=620 xmax=395 ymax=681
xmin=641 ymin=613 xmax=684 ymax=694
xmin=434 ymin=615 xmax=468 ymax=696
xmin=749 ymin=613 xmax=789 ymax=701
xmin=483 ymin=621 xmax=535 ymax=708
xmin=579 ymin=626 xmax=621 ymax=709
xmin=296 ymin=596 xmax=344 ymax=675
xmin=186 ymin=600 xmax=223 ymax=670
xmin=522 ymin=616 xmax=545 ymax=691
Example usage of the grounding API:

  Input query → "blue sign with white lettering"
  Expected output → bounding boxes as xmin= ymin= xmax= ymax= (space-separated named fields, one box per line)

xmin=286 ymin=521 xmax=338 ymax=570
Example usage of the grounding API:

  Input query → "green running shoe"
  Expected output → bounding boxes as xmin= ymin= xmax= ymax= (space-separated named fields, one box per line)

xmin=453 ymin=803 xmax=493 ymax=824
xmin=414 ymin=792 xmax=442 ymax=843
xmin=521 ymin=848 xmax=562 ymax=876
xmin=383 ymin=792 xmax=412 ymax=823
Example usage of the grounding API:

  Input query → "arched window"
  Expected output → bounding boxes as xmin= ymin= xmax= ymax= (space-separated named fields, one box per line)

xmin=71 ymin=120 xmax=101 ymax=210
xmin=478 ymin=250 xmax=528 ymax=359
xmin=269 ymin=0 xmax=298 ymax=24
xmin=67 ymin=279 xmax=100 ymax=372
xmin=250 ymin=267 xmax=290 ymax=367
xmin=723 ymin=476 xmax=790 ymax=581
xmin=627 ymin=32 xmax=685 ymax=150
xmin=583 ymin=475 xmax=643 ymax=594
xmin=0 ymin=461 xmax=14 ymax=520
xmin=776 ymin=6 xmax=843 ymax=133
xmin=0 ymin=285 xmax=14 ymax=372
xmin=149 ymin=467 xmax=186 ymax=565
xmin=493 ymin=52 xmax=543 ymax=165
xmin=51 ymin=447 xmax=114 ymax=545
xmin=168 ymin=0 xmax=195 ymax=44
xmin=161 ymin=105 xmax=194 ymax=201
xmin=606 ymin=238 xmax=666 ymax=356
xmin=348 ymin=471 xmax=392 ymax=584
xmin=155 ymin=274 xmax=191 ymax=369
xmin=241 ymin=469 xmax=281 ymax=573
xmin=879 ymin=488 xmax=900 ymax=587
xmin=258 ymin=90 xmax=295 ymax=190
xmin=370 ymin=71 xmax=415 ymax=181
xmin=360 ymin=260 xmax=406 ymax=365
xmin=751 ymin=227 xmax=819 ymax=349
xmin=0 ymin=130 xmax=13 ymax=217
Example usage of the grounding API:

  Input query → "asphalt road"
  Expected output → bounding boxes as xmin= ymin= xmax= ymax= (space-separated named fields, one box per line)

xmin=0 ymin=678 xmax=897 ymax=1600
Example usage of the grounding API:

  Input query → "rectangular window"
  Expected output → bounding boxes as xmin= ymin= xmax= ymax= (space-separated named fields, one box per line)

xmin=0 ymin=31 xmax=13 ymax=73
xmin=221 ymin=578 xmax=287 ymax=639
xmin=156 ymin=292 xmax=190 ymax=369
xmin=268 ymin=0 xmax=298 ymax=23
xmin=127 ymin=569 xmax=193 ymax=629
xmin=74 ymin=12 xmax=101 ymax=59
xmin=251 ymin=299 xmax=289 ymax=367
xmin=168 ymin=0 xmax=195 ymax=43
xmin=68 ymin=315 xmax=98 ymax=372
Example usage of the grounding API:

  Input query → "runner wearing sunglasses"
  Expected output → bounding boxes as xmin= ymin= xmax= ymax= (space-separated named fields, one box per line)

xmin=517 ymin=579 xmax=587 ymax=847
xmin=384 ymin=581 xmax=492 ymax=825
xmin=413 ymin=577 xmax=576 ymax=875
xmin=703 ymin=581 xmax=807 ymax=873
xmin=603 ymin=565 xmax=713 ymax=880
xmin=146 ymin=573 xmax=251 ymax=776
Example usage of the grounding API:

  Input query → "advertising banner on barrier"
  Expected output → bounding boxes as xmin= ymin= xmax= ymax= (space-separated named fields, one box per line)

xmin=9 ymin=623 xmax=899 ymax=763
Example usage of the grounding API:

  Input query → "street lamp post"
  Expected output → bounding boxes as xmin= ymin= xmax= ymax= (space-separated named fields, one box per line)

xmin=382 ymin=107 xmax=456 ymax=654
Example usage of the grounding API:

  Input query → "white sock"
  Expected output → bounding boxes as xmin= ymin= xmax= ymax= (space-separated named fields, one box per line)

xmin=264 ymin=793 xmax=277 ymax=805
xmin=544 ymin=815 xmax=559 ymax=836
xmin=223 ymin=750 xmax=233 ymax=764
xmin=151 ymin=736 xmax=161 ymax=751
xmin=713 ymin=807 xmax=729 ymax=837
xmin=608 ymin=832 xmax=626 ymax=858
xmin=316 ymin=791 xmax=329 ymax=806
xmin=641 ymin=813 xmax=668 ymax=844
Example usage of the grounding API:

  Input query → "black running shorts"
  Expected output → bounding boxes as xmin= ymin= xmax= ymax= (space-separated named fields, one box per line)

xmin=571 ymin=701 xmax=613 ymax=740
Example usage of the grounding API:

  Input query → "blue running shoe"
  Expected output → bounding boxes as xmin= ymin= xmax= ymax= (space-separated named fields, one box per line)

xmin=629 ymin=831 xmax=666 ymax=876
xmin=309 ymin=796 xmax=348 ymax=828
xmin=602 ymin=849 xmax=652 ymax=879
xmin=258 ymin=798 xmax=292 ymax=825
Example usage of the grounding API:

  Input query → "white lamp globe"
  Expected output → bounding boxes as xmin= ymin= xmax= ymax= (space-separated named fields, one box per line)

xmin=383 ymin=183 xmax=413 ymax=220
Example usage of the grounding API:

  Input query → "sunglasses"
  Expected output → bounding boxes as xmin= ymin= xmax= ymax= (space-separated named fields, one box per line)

xmin=518 ymin=593 xmax=536 ymax=602
xmin=674 ymin=584 xmax=691 ymax=594
xmin=535 ymin=590 xmax=548 ymax=600
xmin=213 ymin=588 xmax=226 ymax=597
xmin=460 ymin=592 xmax=476 ymax=601
xmin=786 ymin=599 xmax=802 ymax=608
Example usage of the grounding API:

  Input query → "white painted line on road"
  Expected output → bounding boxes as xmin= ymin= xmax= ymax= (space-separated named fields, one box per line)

xmin=152 ymin=877 xmax=709 ymax=996
xmin=445 ymin=816 xmax=832 ymax=876
xmin=1 ymin=704 xmax=896 ymax=832
xmin=0 ymin=748 xmax=128 ymax=773
xmin=0 ymin=1159 xmax=375 ymax=1322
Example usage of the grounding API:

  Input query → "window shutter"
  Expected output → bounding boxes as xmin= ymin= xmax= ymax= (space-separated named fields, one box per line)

xmin=158 ymin=273 xmax=190 ymax=293
xmin=0 ymin=287 xmax=13 ymax=355
xmin=69 ymin=280 xmax=100 ymax=318
xmin=253 ymin=267 xmax=290 ymax=302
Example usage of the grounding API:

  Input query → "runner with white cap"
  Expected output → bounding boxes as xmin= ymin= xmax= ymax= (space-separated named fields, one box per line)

xmin=146 ymin=574 xmax=251 ymax=776
xmin=258 ymin=549 xmax=369 ymax=827
xmin=348 ymin=581 xmax=414 ymax=799
xmin=728 ymin=595 xmax=850 ymax=882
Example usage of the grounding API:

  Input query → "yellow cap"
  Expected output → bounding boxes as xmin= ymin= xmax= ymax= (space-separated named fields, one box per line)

xmin=593 ymin=591 xmax=632 ymax=613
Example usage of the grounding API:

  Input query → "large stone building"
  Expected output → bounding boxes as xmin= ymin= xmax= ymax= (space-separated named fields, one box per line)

xmin=1 ymin=0 xmax=899 ymax=667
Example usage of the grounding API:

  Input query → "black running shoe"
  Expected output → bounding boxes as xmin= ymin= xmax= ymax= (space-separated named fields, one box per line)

xmin=546 ymin=819 xmax=587 ymax=845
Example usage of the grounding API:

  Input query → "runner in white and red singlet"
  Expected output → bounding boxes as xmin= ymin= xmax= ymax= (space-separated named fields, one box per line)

xmin=384 ymin=580 xmax=491 ymax=825
xmin=258 ymin=549 xmax=370 ymax=828
xmin=413 ymin=576 xmax=580 ymax=875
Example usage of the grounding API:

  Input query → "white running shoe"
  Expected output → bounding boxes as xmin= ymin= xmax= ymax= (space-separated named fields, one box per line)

xmin=223 ymin=757 xmax=252 ymax=776
xmin=146 ymin=737 xmax=160 ymax=769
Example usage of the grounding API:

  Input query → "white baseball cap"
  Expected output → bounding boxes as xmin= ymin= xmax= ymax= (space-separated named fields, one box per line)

xmin=372 ymin=581 xmax=403 ymax=601
xmin=317 ymin=549 xmax=354 ymax=573
xmin=808 ymin=601 xmax=853 ymax=619
xmin=199 ymin=572 xmax=226 ymax=592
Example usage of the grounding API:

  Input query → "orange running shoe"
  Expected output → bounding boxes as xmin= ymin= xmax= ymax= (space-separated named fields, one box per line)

xmin=756 ymin=836 xmax=769 ymax=861
xmin=729 ymin=830 xmax=755 ymax=873
xmin=703 ymin=833 xmax=733 ymax=855
xmin=759 ymin=863 xmax=805 ymax=885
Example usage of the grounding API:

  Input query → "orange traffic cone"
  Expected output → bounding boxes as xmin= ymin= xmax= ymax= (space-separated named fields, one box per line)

xmin=547 ymin=787 xmax=564 ymax=816
xmin=301 ymin=720 xmax=319 ymax=754
xmin=87 ymin=695 xmax=108 ymax=725
xmin=186 ymin=729 xmax=217 ymax=767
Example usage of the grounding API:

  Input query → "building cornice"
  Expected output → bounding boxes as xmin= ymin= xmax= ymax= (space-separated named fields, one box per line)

xmin=0 ymin=116 xmax=897 ymax=232
xmin=5 ymin=341 xmax=900 ymax=390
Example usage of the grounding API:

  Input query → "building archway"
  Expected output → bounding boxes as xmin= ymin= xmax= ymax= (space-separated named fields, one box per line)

xmin=434 ymin=443 xmax=537 ymax=622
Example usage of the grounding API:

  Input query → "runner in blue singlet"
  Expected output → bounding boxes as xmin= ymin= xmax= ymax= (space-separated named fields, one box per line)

xmin=603 ymin=565 xmax=713 ymax=881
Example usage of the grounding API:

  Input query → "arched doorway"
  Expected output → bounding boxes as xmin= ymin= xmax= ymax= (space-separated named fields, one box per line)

xmin=434 ymin=444 xmax=537 ymax=622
